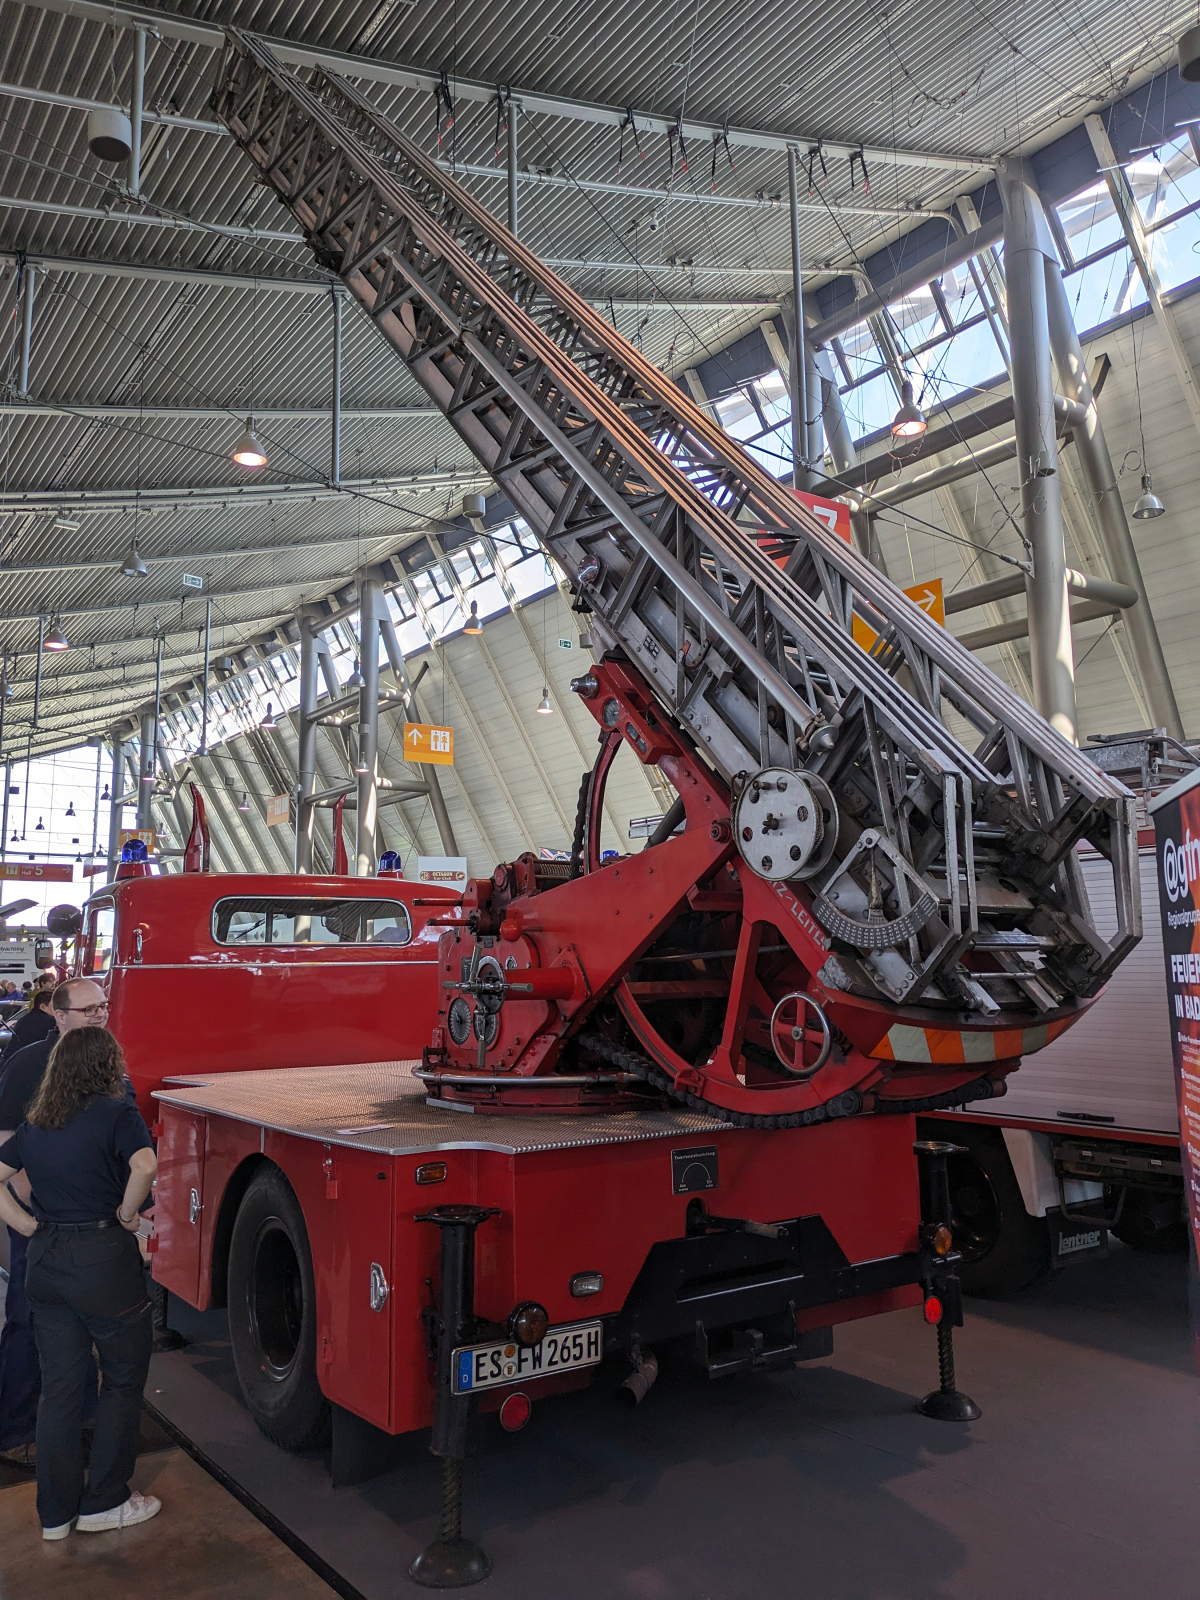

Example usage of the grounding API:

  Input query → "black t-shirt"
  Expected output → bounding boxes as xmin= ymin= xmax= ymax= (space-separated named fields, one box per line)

xmin=0 ymin=1096 xmax=153 ymax=1223
xmin=0 ymin=1036 xmax=54 ymax=1129
xmin=1 ymin=1007 xmax=57 ymax=1063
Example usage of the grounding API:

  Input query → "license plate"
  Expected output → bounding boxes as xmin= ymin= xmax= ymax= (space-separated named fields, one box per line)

xmin=451 ymin=1320 xmax=603 ymax=1394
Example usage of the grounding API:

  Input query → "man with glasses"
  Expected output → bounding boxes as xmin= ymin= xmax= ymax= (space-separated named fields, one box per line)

xmin=0 ymin=980 xmax=110 ymax=1466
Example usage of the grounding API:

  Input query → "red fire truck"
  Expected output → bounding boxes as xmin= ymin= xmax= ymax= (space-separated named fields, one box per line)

xmin=94 ymin=33 xmax=1150 ymax=1585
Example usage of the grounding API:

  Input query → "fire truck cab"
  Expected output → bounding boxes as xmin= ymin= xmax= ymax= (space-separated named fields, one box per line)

xmin=73 ymin=872 xmax=459 ymax=1118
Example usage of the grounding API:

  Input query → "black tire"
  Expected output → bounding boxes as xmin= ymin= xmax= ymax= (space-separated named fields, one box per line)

xmin=227 ymin=1165 xmax=331 ymax=1450
xmin=920 ymin=1121 xmax=1051 ymax=1298
xmin=1110 ymin=1186 xmax=1189 ymax=1254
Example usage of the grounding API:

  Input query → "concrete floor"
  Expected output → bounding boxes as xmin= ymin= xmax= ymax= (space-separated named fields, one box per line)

xmin=0 ymin=1432 xmax=336 ymax=1599
xmin=1 ymin=1241 xmax=1193 ymax=1600
xmin=142 ymin=1240 xmax=1194 ymax=1600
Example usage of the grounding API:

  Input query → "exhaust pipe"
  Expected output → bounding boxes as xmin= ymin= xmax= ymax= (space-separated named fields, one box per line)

xmin=618 ymin=1351 xmax=659 ymax=1407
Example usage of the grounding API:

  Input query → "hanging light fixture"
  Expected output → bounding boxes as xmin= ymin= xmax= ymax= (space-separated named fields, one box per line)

xmin=231 ymin=418 xmax=267 ymax=469
xmin=43 ymin=620 xmax=69 ymax=651
xmin=237 ymin=792 xmax=251 ymax=812
xmin=9 ymin=829 xmax=17 ymax=843
xmin=536 ymin=687 xmax=554 ymax=715
xmin=119 ymin=535 xmax=148 ymax=578
xmin=65 ymin=800 xmax=75 ymax=817
xmin=141 ymin=764 xmax=154 ymax=784
xmin=463 ymin=601 xmax=483 ymax=636
xmin=1132 ymin=472 xmax=1165 ymax=519
xmin=0 ymin=674 xmax=12 ymax=700
xmin=259 ymin=702 xmax=277 ymax=730
xmin=345 ymin=657 xmax=364 ymax=690
xmin=100 ymin=783 xmax=111 ymax=802
xmin=34 ymin=817 xmax=44 ymax=831
xmin=890 ymin=377 xmax=927 ymax=439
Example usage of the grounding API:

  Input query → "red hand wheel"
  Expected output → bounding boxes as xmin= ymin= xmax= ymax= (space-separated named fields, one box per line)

xmin=768 ymin=991 xmax=832 ymax=1078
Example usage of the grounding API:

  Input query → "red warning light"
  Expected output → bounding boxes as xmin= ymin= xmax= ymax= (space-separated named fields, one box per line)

xmin=923 ymin=1294 xmax=943 ymax=1326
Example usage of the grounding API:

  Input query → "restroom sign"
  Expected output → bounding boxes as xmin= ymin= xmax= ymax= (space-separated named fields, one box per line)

xmin=404 ymin=723 xmax=455 ymax=765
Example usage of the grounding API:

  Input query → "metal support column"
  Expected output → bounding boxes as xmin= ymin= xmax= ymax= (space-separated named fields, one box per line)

xmin=804 ymin=340 xmax=823 ymax=472
xmin=17 ymin=263 xmax=36 ymax=399
xmin=296 ymin=614 xmax=319 ymax=872
xmin=506 ymin=98 xmax=519 ymax=237
xmin=32 ymin=618 xmax=44 ymax=731
xmin=136 ymin=710 xmax=155 ymax=831
xmin=998 ymin=159 xmax=1076 ymax=744
xmin=330 ymin=288 xmax=344 ymax=488
xmin=378 ymin=616 xmax=459 ymax=857
xmin=199 ymin=597 xmax=212 ymax=754
xmin=356 ymin=574 xmax=381 ymax=876
xmin=107 ymin=733 xmax=126 ymax=878
xmin=1041 ymin=216 xmax=1184 ymax=738
xmin=786 ymin=147 xmax=812 ymax=491
xmin=809 ymin=343 xmax=888 ymax=571
xmin=128 ymin=27 xmax=145 ymax=199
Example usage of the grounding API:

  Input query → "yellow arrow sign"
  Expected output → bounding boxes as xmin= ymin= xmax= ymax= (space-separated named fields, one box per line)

xmin=852 ymin=577 xmax=945 ymax=654
xmin=403 ymin=722 xmax=455 ymax=765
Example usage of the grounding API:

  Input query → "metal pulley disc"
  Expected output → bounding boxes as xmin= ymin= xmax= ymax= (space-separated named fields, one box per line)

xmin=473 ymin=956 xmax=506 ymax=1014
xmin=733 ymin=767 xmax=836 ymax=883
xmin=447 ymin=996 xmax=472 ymax=1045
xmin=473 ymin=1007 xmax=500 ymax=1045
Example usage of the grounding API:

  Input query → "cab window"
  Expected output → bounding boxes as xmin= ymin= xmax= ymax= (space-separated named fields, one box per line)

xmin=89 ymin=903 xmax=116 ymax=974
xmin=212 ymin=897 xmax=412 ymax=947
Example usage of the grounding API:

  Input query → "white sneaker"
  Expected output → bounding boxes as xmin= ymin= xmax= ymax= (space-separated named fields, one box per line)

xmin=42 ymin=1521 xmax=73 ymax=1541
xmin=76 ymin=1491 xmax=162 ymax=1533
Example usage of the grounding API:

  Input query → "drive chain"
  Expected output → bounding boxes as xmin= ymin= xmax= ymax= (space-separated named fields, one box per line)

xmin=579 ymin=1033 xmax=863 ymax=1130
xmin=578 ymin=1034 xmax=1004 ymax=1127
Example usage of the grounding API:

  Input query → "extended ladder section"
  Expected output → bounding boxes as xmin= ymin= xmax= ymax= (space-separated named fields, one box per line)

xmin=214 ymin=32 xmax=1139 ymax=1024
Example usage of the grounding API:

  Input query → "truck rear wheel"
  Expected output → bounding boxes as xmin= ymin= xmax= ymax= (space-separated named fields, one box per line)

xmin=925 ymin=1123 xmax=1051 ymax=1297
xmin=227 ymin=1166 xmax=331 ymax=1450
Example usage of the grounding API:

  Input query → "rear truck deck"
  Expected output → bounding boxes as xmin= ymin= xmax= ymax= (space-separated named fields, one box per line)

xmin=150 ymin=1064 xmax=969 ymax=1531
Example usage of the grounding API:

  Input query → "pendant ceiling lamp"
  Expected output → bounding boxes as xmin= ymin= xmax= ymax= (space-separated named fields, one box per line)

xmin=231 ymin=418 xmax=267 ymax=469
xmin=1132 ymin=472 xmax=1165 ymax=519
xmin=120 ymin=536 xmax=148 ymax=578
xmin=890 ymin=377 xmax=927 ymax=439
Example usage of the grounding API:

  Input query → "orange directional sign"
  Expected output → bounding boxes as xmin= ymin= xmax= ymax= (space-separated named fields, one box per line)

xmin=852 ymin=577 xmax=944 ymax=654
xmin=403 ymin=722 xmax=455 ymax=766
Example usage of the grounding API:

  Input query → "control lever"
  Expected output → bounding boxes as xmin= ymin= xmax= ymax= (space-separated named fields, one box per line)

xmin=686 ymin=1199 xmax=786 ymax=1240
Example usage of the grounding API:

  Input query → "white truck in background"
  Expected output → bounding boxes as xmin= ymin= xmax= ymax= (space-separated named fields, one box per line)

xmin=0 ymin=936 xmax=51 ymax=992
xmin=922 ymin=734 xmax=1187 ymax=1295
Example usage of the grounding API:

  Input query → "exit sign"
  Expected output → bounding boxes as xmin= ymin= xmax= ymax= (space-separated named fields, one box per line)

xmin=182 ymin=573 xmax=204 ymax=590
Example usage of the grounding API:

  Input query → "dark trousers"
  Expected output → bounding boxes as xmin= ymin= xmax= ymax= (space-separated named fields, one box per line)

xmin=0 ymin=1224 xmax=40 ymax=1449
xmin=26 ymin=1225 xmax=152 ymax=1529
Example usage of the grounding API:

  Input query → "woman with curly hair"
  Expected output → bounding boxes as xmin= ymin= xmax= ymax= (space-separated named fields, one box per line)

xmin=0 ymin=1026 xmax=160 ymax=1540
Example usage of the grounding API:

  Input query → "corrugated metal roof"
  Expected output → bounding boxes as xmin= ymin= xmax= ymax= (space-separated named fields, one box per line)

xmin=1 ymin=0 xmax=1194 ymax=876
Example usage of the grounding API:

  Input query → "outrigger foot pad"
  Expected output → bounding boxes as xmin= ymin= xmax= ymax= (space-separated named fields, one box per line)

xmin=409 ymin=1537 xmax=492 ymax=1588
xmin=410 ymin=1457 xmax=491 ymax=1588
xmin=918 ymin=1388 xmax=982 ymax=1422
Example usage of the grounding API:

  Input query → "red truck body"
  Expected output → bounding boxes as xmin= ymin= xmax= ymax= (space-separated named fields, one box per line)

xmin=150 ymin=1063 xmax=923 ymax=1437
xmin=74 ymin=872 xmax=459 ymax=1119
xmin=67 ymin=867 xmax=951 ymax=1459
